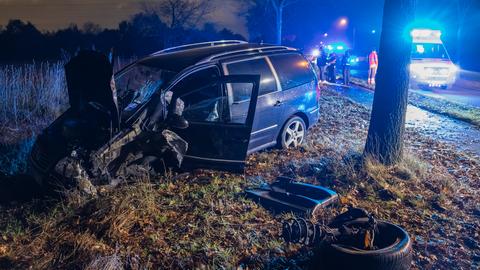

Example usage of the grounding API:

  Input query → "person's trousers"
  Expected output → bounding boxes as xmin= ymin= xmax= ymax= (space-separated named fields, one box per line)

xmin=319 ymin=66 xmax=327 ymax=81
xmin=368 ymin=65 xmax=377 ymax=83
xmin=343 ymin=66 xmax=351 ymax=85
xmin=328 ymin=67 xmax=336 ymax=83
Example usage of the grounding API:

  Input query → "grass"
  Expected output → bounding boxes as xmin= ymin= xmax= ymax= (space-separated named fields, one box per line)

xmin=0 ymin=63 xmax=68 ymax=175
xmin=0 ymin=62 xmax=68 ymax=141
xmin=0 ymin=68 xmax=479 ymax=269
xmin=5 ymin=148 xmax=431 ymax=268
xmin=0 ymin=174 xmax=293 ymax=269
xmin=408 ymin=91 xmax=480 ymax=127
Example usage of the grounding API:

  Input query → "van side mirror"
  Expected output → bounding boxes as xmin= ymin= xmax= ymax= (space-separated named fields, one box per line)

xmin=166 ymin=113 xmax=189 ymax=130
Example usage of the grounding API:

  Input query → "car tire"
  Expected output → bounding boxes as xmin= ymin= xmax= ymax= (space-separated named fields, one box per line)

xmin=278 ymin=116 xmax=306 ymax=149
xmin=315 ymin=221 xmax=412 ymax=270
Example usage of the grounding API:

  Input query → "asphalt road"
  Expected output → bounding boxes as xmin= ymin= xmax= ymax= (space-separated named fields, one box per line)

xmin=351 ymin=69 xmax=480 ymax=108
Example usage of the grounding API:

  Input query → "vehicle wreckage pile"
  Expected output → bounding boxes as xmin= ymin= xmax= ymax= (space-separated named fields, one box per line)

xmin=0 ymin=55 xmax=479 ymax=269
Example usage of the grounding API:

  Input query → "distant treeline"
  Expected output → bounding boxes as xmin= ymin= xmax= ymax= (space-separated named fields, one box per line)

xmin=0 ymin=13 xmax=246 ymax=63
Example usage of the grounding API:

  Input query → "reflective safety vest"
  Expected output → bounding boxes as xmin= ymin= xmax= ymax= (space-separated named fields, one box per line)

xmin=369 ymin=51 xmax=378 ymax=67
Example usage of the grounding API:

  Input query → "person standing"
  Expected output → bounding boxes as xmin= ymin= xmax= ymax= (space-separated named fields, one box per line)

xmin=368 ymin=49 xmax=379 ymax=85
xmin=341 ymin=50 xmax=352 ymax=85
xmin=326 ymin=52 xmax=337 ymax=83
xmin=316 ymin=46 xmax=328 ymax=82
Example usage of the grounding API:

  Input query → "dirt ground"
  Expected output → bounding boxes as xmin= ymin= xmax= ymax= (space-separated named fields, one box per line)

xmin=0 ymin=86 xmax=478 ymax=269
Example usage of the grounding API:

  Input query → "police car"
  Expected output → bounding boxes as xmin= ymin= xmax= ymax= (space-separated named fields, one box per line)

xmin=409 ymin=29 xmax=458 ymax=89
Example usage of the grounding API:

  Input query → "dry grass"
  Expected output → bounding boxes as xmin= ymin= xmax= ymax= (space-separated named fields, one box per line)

xmin=0 ymin=174 xmax=294 ymax=269
xmin=0 ymin=62 xmax=68 ymax=142
xmin=0 ymin=63 xmax=68 ymax=174
xmin=0 ymin=78 xmax=478 ymax=269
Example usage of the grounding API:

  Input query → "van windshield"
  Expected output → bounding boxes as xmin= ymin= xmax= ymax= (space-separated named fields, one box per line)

xmin=114 ymin=64 xmax=177 ymax=118
xmin=411 ymin=43 xmax=449 ymax=60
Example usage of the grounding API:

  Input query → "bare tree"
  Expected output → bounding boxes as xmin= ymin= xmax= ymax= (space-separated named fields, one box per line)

xmin=141 ymin=0 xmax=212 ymax=46
xmin=141 ymin=0 xmax=212 ymax=30
xmin=364 ymin=0 xmax=415 ymax=165
xmin=82 ymin=22 xmax=102 ymax=34
xmin=267 ymin=0 xmax=298 ymax=45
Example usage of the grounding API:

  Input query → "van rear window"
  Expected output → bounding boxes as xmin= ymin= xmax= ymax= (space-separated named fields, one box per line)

xmin=269 ymin=54 xmax=315 ymax=90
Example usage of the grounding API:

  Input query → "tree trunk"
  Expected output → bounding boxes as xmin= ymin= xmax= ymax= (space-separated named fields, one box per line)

xmin=275 ymin=5 xmax=283 ymax=45
xmin=364 ymin=0 xmax=415 ymax=165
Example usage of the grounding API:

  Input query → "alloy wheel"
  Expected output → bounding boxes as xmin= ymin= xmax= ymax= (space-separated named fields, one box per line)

xmin=283 ymin=120 xmax=305 ymax=148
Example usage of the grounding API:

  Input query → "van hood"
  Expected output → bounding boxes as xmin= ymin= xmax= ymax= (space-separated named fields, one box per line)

xmin=65 ymin=51 xmax=116 ymax=113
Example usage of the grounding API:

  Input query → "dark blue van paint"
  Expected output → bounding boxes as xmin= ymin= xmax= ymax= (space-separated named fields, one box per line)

xmin=221 ymin=52 xmax=319 ymax=153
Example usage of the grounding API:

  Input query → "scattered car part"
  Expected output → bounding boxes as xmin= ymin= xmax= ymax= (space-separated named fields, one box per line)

xmin=245 ymin=176 xmax=338 ymax=216
xmin=54 ymin=149 xmax=97 ymax=196
xmin=282 ymin=207 xmax=413 ymax=270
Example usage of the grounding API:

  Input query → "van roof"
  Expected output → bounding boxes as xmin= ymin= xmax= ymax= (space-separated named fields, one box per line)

xmin=138 ymin=43 xmax=263 ymax=72
xmin=136 ymin=42 xmax=297 ymax=72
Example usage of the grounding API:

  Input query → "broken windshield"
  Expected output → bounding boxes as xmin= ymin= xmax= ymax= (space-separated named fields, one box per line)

xmin=115 ymin=64 xmax=177 ymax=119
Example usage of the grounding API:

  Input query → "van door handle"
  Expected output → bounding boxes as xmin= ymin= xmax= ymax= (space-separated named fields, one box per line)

xmin=274 ymin=100 xmax=283 ymax=107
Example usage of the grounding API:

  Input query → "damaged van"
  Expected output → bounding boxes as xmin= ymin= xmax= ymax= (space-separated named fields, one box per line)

xmin=29 ymin=41 xmax=319 ymax=189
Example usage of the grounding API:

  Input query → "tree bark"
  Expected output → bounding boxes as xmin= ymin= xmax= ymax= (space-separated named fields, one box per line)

xmin=276 ymin=5 xmax=283 ymax=45
xmin=364 ymin=0 xmax=415 ymax=165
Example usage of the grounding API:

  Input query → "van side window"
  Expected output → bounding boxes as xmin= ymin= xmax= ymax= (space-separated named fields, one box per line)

xmin=180 ymin=83 xmax=226 ymax=123
xmin=225 ymin=58 xmax=277 ymax=100
xmin=173 ymin=67 xmax=226 ymax=123
xmin=269 ymin=54 xmax=315 ymax=90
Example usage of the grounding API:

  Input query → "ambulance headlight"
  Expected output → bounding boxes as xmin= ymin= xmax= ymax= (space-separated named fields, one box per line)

xmin=450 ymin=65 xmax=458 ymax=74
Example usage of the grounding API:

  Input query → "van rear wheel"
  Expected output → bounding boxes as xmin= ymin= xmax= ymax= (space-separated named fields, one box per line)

xmin=278 ymin=117 xmax=306 ymax=149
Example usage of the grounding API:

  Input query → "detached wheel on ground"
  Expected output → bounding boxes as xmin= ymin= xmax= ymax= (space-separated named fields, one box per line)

xmin=316 ymin=221 xmax=412 ymax=270
xmin=278 ymin=116 xmax=306 ymax=149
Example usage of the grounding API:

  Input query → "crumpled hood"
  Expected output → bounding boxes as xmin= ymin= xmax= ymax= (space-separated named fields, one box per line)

xmin=65 ymin=51 xmax=118 ymax=122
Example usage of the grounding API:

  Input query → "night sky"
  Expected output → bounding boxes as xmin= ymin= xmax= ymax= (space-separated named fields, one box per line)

xmin=0 ymin=0 xmax=249 ymax=35
xmin=0 ymin=0 xmax=478 ymax=69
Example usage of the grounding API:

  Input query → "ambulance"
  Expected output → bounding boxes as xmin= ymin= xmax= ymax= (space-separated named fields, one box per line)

xmin=409 ymin=29 xmax=458 ymax=89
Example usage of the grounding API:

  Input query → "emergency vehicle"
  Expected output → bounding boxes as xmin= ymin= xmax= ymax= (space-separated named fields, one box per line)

xmin=409 ymin=29 xmax=458 ymax=89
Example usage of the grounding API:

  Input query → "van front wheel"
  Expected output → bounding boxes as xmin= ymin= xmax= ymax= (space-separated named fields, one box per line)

xmin=278 ymin=117 xmax=306 ymax=149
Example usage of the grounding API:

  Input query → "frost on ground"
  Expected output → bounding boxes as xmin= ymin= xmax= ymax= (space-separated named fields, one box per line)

xmin=350 ymin=77 xmax=480 ymax=128
xmin=0 ymin=87 xmax=479 ymax=269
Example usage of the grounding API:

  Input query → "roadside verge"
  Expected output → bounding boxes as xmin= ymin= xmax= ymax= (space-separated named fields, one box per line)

xmin=350 ymin=78 xmax=480 ymax=128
